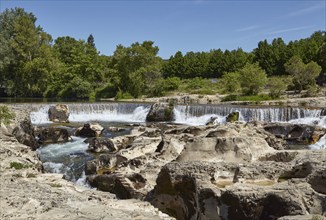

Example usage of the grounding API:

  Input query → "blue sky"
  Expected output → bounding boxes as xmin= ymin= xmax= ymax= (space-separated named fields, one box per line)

xmin=1 ymin=0 xmax=325 ymax=58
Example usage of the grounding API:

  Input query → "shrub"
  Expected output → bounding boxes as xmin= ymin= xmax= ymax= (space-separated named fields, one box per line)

xmin=221 ymin=94 xmax=273 ymax=102
xmin=10 ymin=162 xmax=31 ymax=170
xmin=219 ymin=72 xmax=241 ymax=93
xmin=239 ymin=63 xmax=268 ymax=95
xmin=115 ymin=91 xmax=133 ymax=100
xmin=268 ymin=77 xmax=289 ymax=98
xmin=0 ymin=106 xmax=16 ymax=125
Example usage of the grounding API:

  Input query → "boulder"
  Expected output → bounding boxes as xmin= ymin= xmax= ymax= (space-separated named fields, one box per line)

xmin=37 ymin=127 xmax=71 ymax=144
xmin=226 ymin=111 xmax=239 ymax=123
xmin=86 ymin=137 xmax=117 ymax=153
xmin=146 ymin=102 xmax=175 ymax=122
xmin=87 ymin=174 xmax=131 ymax=199
xmin=87 ymin=172 xmax=147 ymax=199
xmin=85 ymin=154 xmax=128 ymax=175
xmin=219 ymin=182 xmax=311 ymax=220
xmin=12 ymin=118 xmax=38 ymax=150
xmin=48 ymin=104 xmax=69 ymax=123
xmin=177 ymin=124 xmax=275 ymax=163
xmin=75 ymin=123 xmax=103 ymax=137
xmin=149 ymin=161 xmax=237 ymax=220
xmin=264 ymin=123 xmax=326 ymax=145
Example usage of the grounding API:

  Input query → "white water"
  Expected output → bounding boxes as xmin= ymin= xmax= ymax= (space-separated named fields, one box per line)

xmin=37 ymin=136 xmax=87 ymax=159
xmin=31 ymin=104 xmax=150 ymax=125
xmin=31 ymin=103 xmax=325 ymax=149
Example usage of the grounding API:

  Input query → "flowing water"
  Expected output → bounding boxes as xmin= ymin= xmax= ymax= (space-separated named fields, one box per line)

xmin=29 ymin=102 xmax=325 ymax=184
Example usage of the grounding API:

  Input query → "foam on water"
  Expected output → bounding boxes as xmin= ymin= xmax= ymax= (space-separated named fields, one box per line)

xmin=37 ymin=136 xmax=87 ymax=160
xmin=43 ymin=162 xmax=66 ymax=173
xmin=30 ymin=104 xmax=150 ymax=125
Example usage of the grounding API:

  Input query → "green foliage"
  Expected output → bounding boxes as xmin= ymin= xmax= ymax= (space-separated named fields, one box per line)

xmin=111 ymin=41 xmax=163 ymax=98
xmin=0 ymin=105 xmax=15 ymax=125
xmin=219 ymin=72 xmax=241 ymax=94
xmin=94 ymin=82 xmax=118 ymax=99
xmin=221 ymin=94 xmax=273 ymax=102
xmin=268 ymin=77 xmax=291 ymax=98
xmin=0 ymin=8 xmax=324 ymax=99
xmin=115 ymin=91 xmax=133 ymax=100
xmin=10 ymin=162 xmax=31 ymax=170
xmin=58 ymin=77 xmax=92 ymax=99
xmin=285 ymin=56 xmax=322 ymax=92
xmin=239 ymin=63 xmax=268 ymax=95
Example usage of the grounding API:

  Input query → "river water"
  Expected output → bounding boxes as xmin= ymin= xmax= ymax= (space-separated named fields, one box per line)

xmin=29 ymin=102 xmax=325 ymax=184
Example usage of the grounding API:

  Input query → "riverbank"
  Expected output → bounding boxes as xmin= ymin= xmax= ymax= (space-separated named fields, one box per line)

xmin=0 ymin=106 xmax=173 ymax=220
xmin=101 ymin=93 xmax=326 ymax=108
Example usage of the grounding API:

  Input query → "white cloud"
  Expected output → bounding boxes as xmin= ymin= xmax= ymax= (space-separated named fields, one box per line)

xmin=235 ymin=25 xmax=260 ymax=32
xmin=266 ymin=25 xmax=315 ymax=35
xmin=287 ymin=3 xmax=325 ymax=17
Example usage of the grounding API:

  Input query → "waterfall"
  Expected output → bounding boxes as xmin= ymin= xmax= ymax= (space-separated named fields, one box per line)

xmin=174 ymin=104 xmax=323 ymax=123
xmin=30 ymin=102 xmax=151 ymax=124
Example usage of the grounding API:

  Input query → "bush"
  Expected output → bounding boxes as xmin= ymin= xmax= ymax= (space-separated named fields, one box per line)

xmin=115 ymin=91 xmax=133 ymax=100
xmin=219 ymin=72 xmax=241 ymax=94
xmin=10 ymin=162 xmax=31 ymax=170
xmin=239 ymin=63 xmax=268 ymax=95
xmin=221 ymin=94 xmax=273 ymax=102
xmin=268 ymin=77 xmax=289 ymax=98
xmin=58 ymin=77 xmax=92 ymax=99
xmin=95 ymin=82 xmax=118 ymax=99
xmin=0 ymin=106 xmax=15 ymax=125
xmin=163 ymin=77 xmax=181 ymax=91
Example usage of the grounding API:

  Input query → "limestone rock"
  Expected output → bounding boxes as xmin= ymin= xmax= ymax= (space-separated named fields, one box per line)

xmin=75 ymin=123 xmax=103 ymax=137
xmin=48 ymin=104 xmax=69 ymax=123
xmin=264 ymin=123 xmax=326 ymax=145
xmin=177 ymin=124 xmax=275 ymax=163
xmin=86 ymin=137 xmax=117 ymax=153
xmin=146 ymin=102 xmax=175 ymax=122
xmin=12 ymin=118 xmax=39 ymax=150
xmin=37 ymin=127 xmax=71 ymax=144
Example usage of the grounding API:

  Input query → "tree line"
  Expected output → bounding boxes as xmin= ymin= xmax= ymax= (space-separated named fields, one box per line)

xmin=0 ymin=8 xmax=325 ymax=100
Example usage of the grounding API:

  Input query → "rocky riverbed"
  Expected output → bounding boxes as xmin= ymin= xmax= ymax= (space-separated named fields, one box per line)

xmin=1 ymin=103 xmax=325 ymax=220
xmin=0 ymin=105 xmax=173 ymax=220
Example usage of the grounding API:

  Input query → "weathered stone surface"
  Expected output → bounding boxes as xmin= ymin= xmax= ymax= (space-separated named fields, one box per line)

xmin=264 ymin=123 xmax=326 ymax=145
xmin=1 ymin=111 xmax=173 ymax=220
xmin=220 ymin=183 xmax=309 ymax=220
xmin=146 ymin=102 xmax=175 ymax=122
xmin=37 ymin=127 xmax=71 ymax=144
xmin=85 ymin=154 xmax=128 ymax=175
xmin=12 ymin=118 xmax=39 ymax=150
xmin=75 ymin=123 xmax=103 ymax=137
xmin=177 ymin=124 xmax=275 ymax=163
xmin=48 ymin=104 xmax=69 ymax=123
xmin=259 ymin=151 xmax=299 ymax=162
xmin=226 ymin=111 xmax=239 ymax=123
xmin=86 ymin=137 xmax=117 ymax=153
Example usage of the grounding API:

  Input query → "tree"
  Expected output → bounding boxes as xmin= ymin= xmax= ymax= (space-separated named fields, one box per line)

xmin=239 ymin=63 xmax=268 ymax=95
xmin=87 ymin=34 xmax=95 ymax=48
xmin=219 ymin=72 xmax=241 ymax=93
xmin=268 ymin=77 xmax=290 ymax=98
xmin=285 ymin=56 xmax=321 ymax=92
xmin=110 ymin=41 xmax=163 ymax=98
xmin=0 ymin=8 xmax=56 ymax=97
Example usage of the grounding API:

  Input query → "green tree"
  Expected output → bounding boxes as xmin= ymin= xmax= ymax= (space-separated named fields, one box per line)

xmin=110 ymin=41 xmax=163 ymax=98
xmin=87 ymin=34 xmax=95 ymax=48
xmin=285 ymin=56 xmax=321 ymax=92
xmin=268 ymin=77 xmax=290 ymax=98
xmin=239 ymin=63 xmax=268 ymax=95
xmin=219 ymin=72 xmax=241 ymax=93
xmin=0 ymin=8 xmax=57 ymax=97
